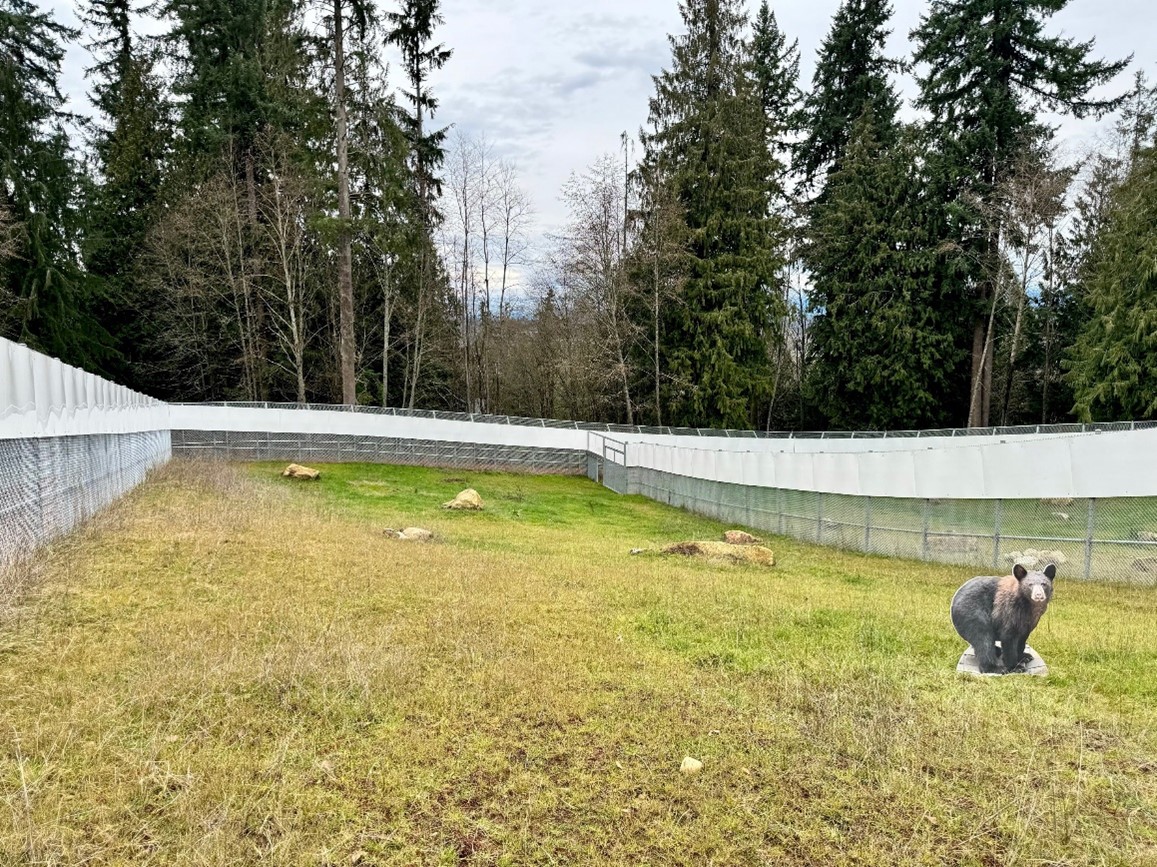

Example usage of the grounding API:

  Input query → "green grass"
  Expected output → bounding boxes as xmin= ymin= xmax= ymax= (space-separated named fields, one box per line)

xmin=1 ymin=460 xmax=1156 ymax=865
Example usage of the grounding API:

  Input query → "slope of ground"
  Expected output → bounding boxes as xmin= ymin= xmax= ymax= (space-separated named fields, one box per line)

xmin=1 ymin=461 xmax=1154 ymax=865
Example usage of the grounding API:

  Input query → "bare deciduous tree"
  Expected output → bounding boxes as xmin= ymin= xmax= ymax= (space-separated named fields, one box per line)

xmin=557 ymin=154 xmax=639 ymax=423
xmin=442 ymin=131 xmax=533 ymax=412
xmin=996 ymin=149 xmax=1075 ymax=425
xmin=258 ymin=134 xmax=321 ymax=403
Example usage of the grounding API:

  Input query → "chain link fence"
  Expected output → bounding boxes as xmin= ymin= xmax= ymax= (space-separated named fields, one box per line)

xmin=0 ymin=431 xmax=171 ymax=570
xmin=613 ymin=466 xmax=1157 ymax=585
xmin=171 ymin=429 xmax=587 ymax=474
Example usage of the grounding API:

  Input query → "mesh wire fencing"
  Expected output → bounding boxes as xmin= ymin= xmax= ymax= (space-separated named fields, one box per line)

xmin=624 ymin=467 xmax=1157 ymax=585
xmin=172 ymin=429 xmax=587 ymax=474
xmin=0 ymin=431 xmax=171 ymax=570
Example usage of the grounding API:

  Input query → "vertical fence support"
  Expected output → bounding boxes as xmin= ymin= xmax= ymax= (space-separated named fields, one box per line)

xmin=993 ymin=499 xmax=1003 ymax=570
xmin=816 ymin=492 xmax=824 ymax=543
xmin=921 ymin=499 xmax=931 ymax=560
xmin=777 ymin=487 xmax=784 ymax=537
xmin=864 ymin=496 xmax=872 ymax=552
xmin=1085 ymin=498 xmax=1096 ymax=581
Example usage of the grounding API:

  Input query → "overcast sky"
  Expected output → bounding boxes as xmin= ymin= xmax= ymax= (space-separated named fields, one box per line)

xmin=48 ymin=0 xmax=1157 ymax=245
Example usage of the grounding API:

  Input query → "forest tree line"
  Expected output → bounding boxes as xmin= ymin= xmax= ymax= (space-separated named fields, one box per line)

xmin=2 ymin=0 xmax=1156 ymax=430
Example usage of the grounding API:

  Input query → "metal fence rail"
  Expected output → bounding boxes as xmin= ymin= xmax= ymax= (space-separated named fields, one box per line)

xmin=174 ymin=402 xmax=1157 ymax=440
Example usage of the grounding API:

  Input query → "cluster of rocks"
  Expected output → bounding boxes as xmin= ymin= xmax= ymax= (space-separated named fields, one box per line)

xmin=384 ymin=488 xmax=486 ymax=542
xmin=281 ymin=468 xmax=778 ymax=569
xmin=1004 ymin=548 xmax=1068 ymax=569
xmin=279 ymin=467 xmax=486 ymax=541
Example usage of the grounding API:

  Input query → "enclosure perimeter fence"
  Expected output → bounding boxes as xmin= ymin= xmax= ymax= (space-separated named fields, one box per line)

xmin=586 ymin=450 xmax=1157 ymax=586
xmin=1 ymin=337 xmax=172 ymax=569
xmin=0 ymin=431 xmax=171 ymax=570
xmin=174 ymin=403 xmax=1157 ymax=585
xmin=6 ymin=337 xmax=1157 ymax=586
xmin=171 ymin=429 xmax=586 ymax=474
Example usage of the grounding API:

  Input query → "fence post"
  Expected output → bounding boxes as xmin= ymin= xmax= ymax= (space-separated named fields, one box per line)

xmin=921 ymin=499 xmax=930 ymax=560
xmin=993 ymin=499 xmax=1003 ymax=570
xmin=816 ymin=491 xmax=824 ymax=543
xmin=777 ymin=487 xmax=784 ymax=537
xmin=1085 ymin=498 xmax=1096 ymax=581
xmin=864 ymin=496 xmax=872 ymax=552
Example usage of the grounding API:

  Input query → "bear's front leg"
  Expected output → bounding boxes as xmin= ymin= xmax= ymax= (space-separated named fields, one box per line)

xmin=1000 ymin=634 xmax=1028 ymax=673
xmin=973 ymin=640 xmax=1004 ymax=674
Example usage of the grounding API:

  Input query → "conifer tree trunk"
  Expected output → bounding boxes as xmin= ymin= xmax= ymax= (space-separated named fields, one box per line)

xmin=334 ymin=0 xmax=357 ymax=405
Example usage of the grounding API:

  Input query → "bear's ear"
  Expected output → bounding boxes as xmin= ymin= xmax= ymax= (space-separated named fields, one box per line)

xmin=1013 ymin=563 xmax=1027 ymax=580
xmin=1044 ymin=563 xmax=1057 ymax=580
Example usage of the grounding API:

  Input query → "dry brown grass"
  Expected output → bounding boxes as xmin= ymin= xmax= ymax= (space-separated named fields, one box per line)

xmin=1 ymin=460 xmax=1155 ymax=865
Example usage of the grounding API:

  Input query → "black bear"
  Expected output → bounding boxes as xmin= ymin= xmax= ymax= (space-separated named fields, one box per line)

xmin=950 ymin=563 xmax=1056 ymax=674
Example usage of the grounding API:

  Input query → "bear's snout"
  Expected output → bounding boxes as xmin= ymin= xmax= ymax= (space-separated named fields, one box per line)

xmin=1030 ymin=584 xmax=1047 ymax=603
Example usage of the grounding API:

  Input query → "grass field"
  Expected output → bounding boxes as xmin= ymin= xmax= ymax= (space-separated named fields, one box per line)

xmin=2 ymin=460 xmax=1156 ymax=865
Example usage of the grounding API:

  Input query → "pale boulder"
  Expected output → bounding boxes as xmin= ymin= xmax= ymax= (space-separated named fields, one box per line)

xmin=385 ymin=527 xmax=434 ymax=542
xmin=443 ymin=488 xmax=484 ymax=510
xmin=282 ymin=463 xmax=320 ymax=480
xmin=680 ymin=756 xmax=704 ymax=775
xmin=723 ymin=530 xmax=761 ymax=545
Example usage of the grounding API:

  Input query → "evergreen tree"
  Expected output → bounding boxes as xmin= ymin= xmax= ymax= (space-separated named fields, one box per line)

xmin=912 ymin=0 xmax=1129 ymax=426
xmin=749 ymin=0 xmax=800 ymax=179
xmin=157 ymin=0 xmax=320 ymax=400
xmin=1065 ymin=144 xmax=1157 ymax=420
xmin=797 ymin=0 xmax=898 ymax=189
xmin=81 ymin=0 xmax=171 ymax=390
xmin=162 ymin=0 xmax=286 ymax=174
xmin=805 ymin=111 xmax=968 ymax=430
xmin=327 ymin=0 xmax=376 ymax=404
xmin=642 ymin=0 xmax=786 ymax=429
xmin=0 ymin=0 xmax=109 ymax=368
xmin=386 ymin=0 xmax=452 ymax=409
xmin=346 ymin=26 xmax=412 ymax=408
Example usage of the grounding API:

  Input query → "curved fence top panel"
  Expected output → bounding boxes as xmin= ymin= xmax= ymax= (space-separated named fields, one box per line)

xmin=174 ymin=401 xmax=1157 ymax=499
xmin=174 ymin=401 xmax=1155 ymax=444
xmin=621 ymin=427 xmax=1157 ymax=500
xmin=168 ymin=404 xmax=589 ymax=451
xmin=0 ymin=338 xmax=169 ymax=439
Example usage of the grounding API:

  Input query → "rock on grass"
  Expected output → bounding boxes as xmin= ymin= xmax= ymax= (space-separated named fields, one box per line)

xmin=680 ymin=756 xmax=704 ymax=774
xmin=443 ymin=488 xmax=484 ymax=510
xmin=282 ymin=463 xmax=321 ymax=480
xmin=662 ymin=541 xmax=775 ymax=566
xmin=723 ymin=530 xmax=761 ymax=545
xmin=384 ymin=527 xmax=435 ymax=542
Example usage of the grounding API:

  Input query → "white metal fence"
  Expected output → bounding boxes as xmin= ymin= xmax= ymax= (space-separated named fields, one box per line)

xmin=587 ymin=433 xmax=1157 ymax=584
xmin=168 ymin=404 xmax=589 ymax=473
xmin=6 ymin=336 xmax=1157 ymax=585
xmin=0 ymin=338 xmax=171 ymax=568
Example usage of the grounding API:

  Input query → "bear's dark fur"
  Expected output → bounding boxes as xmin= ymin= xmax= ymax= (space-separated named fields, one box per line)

xmin=951 ymin=563 xmax=1056 ymax=674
